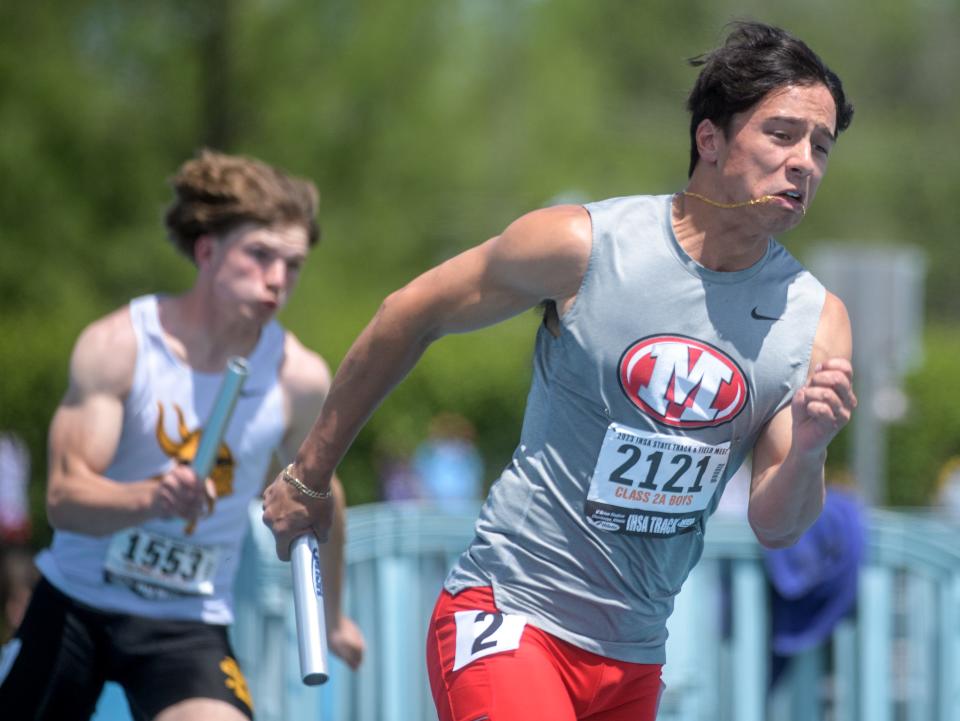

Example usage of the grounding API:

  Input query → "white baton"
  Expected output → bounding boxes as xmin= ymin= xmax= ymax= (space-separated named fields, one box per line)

xmin=291 ymin=534 xmax=330 ymax=685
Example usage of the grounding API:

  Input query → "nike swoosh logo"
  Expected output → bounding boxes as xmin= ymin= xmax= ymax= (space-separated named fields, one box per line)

xmin=751 ymin=307 xmax=781 ymax=321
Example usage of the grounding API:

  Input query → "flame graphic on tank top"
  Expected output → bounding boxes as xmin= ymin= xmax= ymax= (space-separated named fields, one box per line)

xmin=155 ymin=402 xmax=236 ymax=533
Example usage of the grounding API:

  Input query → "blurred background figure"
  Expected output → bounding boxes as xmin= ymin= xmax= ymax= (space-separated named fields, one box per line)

xmin=376 ymin=436 xmax=421 ymax=503
xmin=0 ymin=546 xmax=39 ymax=643
xmin=0 ymin=431 xmax=36 ymax=643
xmin=412 ymin=412 xmax=483 ymax=511
xmin=0 ymin=432 xmax=31 ymax=544
xmin=934 ymin=456 xmax=960 ymax=520
xmin=763 ymin=477 xmax=866 ymax=689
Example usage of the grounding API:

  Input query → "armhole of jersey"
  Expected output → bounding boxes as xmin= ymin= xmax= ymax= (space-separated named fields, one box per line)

xmin=124 ymin=296 xmax=154 ymax=417
xmin=555 ymin=204 xmax=600 ymax=334
xmin=771 ymin=276 xmax=828 ymax=418
xmin=798 ymin=279 xmax=828 ymax=389
xmin=247 ymin=321 xmax=289 ymax=460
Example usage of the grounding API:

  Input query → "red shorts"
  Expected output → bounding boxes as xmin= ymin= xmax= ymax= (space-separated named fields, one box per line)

xmin=426 ymin=586 xmax=663 ymax=721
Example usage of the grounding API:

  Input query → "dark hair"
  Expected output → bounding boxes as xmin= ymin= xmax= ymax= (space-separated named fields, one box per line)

xmin=686 ymin=21 xmax=854 ymax=177
xmin=164 ymin=149 xmax=320 ymax=260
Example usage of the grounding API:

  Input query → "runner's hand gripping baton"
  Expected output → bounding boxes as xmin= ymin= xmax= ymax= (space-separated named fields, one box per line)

xmin=291 ymin=533 xmax=330 ymax=685
xmin=194 ymin=357 xmax=328 ymax=685
xmin=186 ymin=357 xmax=249 ymax=532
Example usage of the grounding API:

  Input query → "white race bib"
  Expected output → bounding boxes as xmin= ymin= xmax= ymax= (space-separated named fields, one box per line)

xmin=584 ymin=422 xmax=729 ymax=537
xmin=452 ymin=610 xmax=527 ymax=671
xmin=104 ymin=528 xmax=220 ymax=596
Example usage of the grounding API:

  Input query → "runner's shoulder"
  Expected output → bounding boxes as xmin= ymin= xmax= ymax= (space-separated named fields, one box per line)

xmin=503 ymin=204 xmax=592 ymax=256
xmin=69 ymin=306 xmax=137 ymax=398
xmin=279 ymin=331 xmax=331 ymax=401
xmin=493 ymin=204 xmax=592 ymax=299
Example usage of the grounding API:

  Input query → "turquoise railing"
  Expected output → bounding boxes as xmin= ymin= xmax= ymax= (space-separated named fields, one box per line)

xmin=93 ymin=502 xmax=960 ymax=721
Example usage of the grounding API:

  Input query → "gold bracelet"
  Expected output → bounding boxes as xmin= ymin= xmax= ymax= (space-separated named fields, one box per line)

xmin=282 ymin=464 xmax=332 ymax=500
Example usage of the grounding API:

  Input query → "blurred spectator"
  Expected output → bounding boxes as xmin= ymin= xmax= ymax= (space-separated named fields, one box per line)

xmin=712 ymin=463 xmax=866 ymax=694
xmin=376 ymin=438 xmax=421 ymax=503
xmin=0 ymin=432 xmax=31 ymax=543
xmin=763 ymin=481 xmax=866 ymax=688
xmin=413 ymin=412 xmax=484 ymax=511
xmin=0 ymin=431 xmax=35 ymax=645
xmin=0 ymin=546 xmax=39 ymax=642
xmin=934 ymin=456 xmax=960 ymax=520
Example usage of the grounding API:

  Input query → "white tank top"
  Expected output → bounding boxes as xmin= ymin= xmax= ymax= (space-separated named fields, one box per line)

xmin=36 ymin=295 xmax=287 ymax=624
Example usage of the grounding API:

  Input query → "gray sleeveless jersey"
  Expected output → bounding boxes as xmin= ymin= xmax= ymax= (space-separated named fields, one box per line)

xmin=444 ymin=194 xmax=826 ymax=664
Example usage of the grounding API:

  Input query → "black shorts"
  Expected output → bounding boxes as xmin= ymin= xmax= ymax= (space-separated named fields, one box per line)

xmin=0 ymin=578 xmax=254 ymax=721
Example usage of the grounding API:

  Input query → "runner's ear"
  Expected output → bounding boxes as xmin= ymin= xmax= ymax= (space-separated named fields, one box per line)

xmin=194 ymin=234 xmax=217 ymax=268
xmin=695 ymin=119 xmax=722 ymax=165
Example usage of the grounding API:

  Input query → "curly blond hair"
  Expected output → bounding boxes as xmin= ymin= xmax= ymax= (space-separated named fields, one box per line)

xmin=164 ymin=149 xmax=320 ymax=260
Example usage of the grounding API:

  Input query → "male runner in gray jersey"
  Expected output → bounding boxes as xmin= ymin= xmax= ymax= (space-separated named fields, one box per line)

xmin=264 ymin=21 xmax=856 ymax=721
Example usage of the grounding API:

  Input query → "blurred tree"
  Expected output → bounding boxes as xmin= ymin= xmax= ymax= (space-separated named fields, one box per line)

xmin=2 ymin=0 xmax=958 ymax=530
xmin=886 ymin=326 xmax=960 ymax=506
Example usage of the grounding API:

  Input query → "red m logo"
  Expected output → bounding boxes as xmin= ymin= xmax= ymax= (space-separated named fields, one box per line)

xmin=618 ymin=335 xmax=748 ymax=428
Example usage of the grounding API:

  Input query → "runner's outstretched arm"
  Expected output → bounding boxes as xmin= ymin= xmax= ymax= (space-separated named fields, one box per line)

xmin=263 ymin=205 xmax=591 ymax=560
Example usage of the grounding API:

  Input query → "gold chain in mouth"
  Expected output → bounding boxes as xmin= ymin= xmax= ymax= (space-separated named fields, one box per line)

xmin=680 ymin=191 xmax=805 ymax=215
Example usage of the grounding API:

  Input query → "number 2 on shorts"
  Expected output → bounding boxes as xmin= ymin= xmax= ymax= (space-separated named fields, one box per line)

xmin=452 ymin=610 xmax=527 ymax=671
